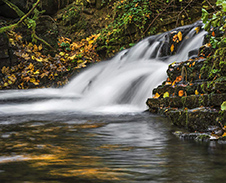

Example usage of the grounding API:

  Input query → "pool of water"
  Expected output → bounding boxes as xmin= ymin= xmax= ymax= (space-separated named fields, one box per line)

xmin=0 ymin=112 xmax=226 ymax=183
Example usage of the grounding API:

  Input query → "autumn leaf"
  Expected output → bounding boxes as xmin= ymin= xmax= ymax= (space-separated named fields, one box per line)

xmin=38 ymin=44 xmax=42 ymax=51
xmin=3 ymin=82 xmax=8 ymax=87
xmin=59 ymin=52 xmax=65 ymax=56
xmin=1 ymin=66 xmax=10 ymax=74
xmin=177 ymin=31 xmax=182 ymax=41
xmin=33 ymin=44 xmax=38 ymax=52
xmin=27 ymin=63 xmax=34 ymax=70
xmin=30 ymin=78 xmax=39 ymax=85
xmin=8 ymin=74 xmax=17 ymax=82
xmin=222 ymin=132 xmax=226 ymax=137
xmin=34 ymin=70 xmax=40 ymax=74
xmin=163 ymin=92 xmax=169 ymax=98
xmin=170 ymin=44 xmax=174 ymax=52
xmin=165 ymin=82 xmax=172 ymax=85
xmin=153 ymin=93 xmax=160 ymax=99
xmin=178 ymin=90 xmax=184 ymax=97
xmin=195 ymin=27 xmax=200 ymax=34
xmin=195 ymin=90 xmax=199 ymax=95
xmin=22 ymin=53 xmax=30 ymax=60
xmin=28 ymin=42 xmax=33 ymax=48
xmin=23 ymin=76 xmax=30 ymax=82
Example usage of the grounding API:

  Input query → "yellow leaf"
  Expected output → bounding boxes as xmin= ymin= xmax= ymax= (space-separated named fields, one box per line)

xmin=170 ymin=44 xmax=174 ymax=52
xmin=59 ymin=52 xmax=65 ymax=56
xmin=153 ymin=93 xmax=160 ymax=99
xmin=195 ymin=90 xmax=199 ymax=95
xmin=9 ymin=38 xmax=15 ymax=46
xmin=222 ymin=132 xmax=226 ymax=137
xmin=77 ymin=60 xmax=83 ymax=63
xmin=68 ymin=54 xmax=76 ymax=60
xmin=88 ymin=40 xmax=94 ymax=44
xmin=15 ymin=34 xmax=22 ymax=42
xmin=195 ymin=27 xmax=200 ymax=34
xmin=22 ymin=53 xmax=30 ymax=60
xmin=34 ymin=70 xmax=40 ymax=74
xmin=35 ymin=57 xmax=44 ymax=62
xmin=8 ymin=74 xmax=17 ymax=82
xmin=38 ymin=44 xmax=42 ymax=51
xmin=163 ymin=92 xmax=169 ymax=98
xmin=33 ymin=44 xmax=38 ymax=52
xmin=4 ymin=82 xmax=8 ymax=87
xmin=33 ymin=82 xmax=39 ymax=85
xmin=30 ymin=78 xmax=36 ymax=83
xmin=1 ymin=66 xmax=9 ymax=74
xmin=177 ymin=31 xmax=182 ymax=41
xmin=28 ymin=63 xmax=34 ymax=70
xmin=28 ymin=42 xmax=33 ymax=47
xmin=165 ymin=82 xmax=172 ymax=85
xmin=8 ymin=80 xmax=12 ymax=84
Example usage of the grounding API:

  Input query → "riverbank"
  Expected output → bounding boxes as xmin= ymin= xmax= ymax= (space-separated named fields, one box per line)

xmin=146 ymin=42 xmax=226 ymax=141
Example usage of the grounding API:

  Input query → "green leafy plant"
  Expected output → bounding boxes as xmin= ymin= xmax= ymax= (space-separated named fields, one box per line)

xmin=200 ymin=0 xmax=226 ymax=80
xmin=97 ymin=0 xmax=153 ymax=56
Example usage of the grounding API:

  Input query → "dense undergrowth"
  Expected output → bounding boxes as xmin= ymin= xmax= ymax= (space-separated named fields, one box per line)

xmin=0 ymin=0 xmax=218 ymax=89
xmin=200 ymin=0 xmax=226 ymax=81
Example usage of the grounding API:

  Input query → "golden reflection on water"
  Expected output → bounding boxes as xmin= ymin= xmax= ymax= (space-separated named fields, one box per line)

xmin=0 ymin=121 xmax=128 ymax=182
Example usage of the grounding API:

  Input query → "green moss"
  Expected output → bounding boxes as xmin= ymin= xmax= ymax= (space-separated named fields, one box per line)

xmin=196 ymin=134 xmax=210 ymax=141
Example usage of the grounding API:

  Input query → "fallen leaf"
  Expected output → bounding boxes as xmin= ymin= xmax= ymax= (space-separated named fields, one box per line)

xmin=163 ymin=92 xmax=169 ymax=98
xmin=177 ymin=31 xmax=182 ymax=41
xmin=170 ymin=44 xmax=174 ymax=52
xmin=195 ymin=27 xmax=200 ymax=34
xmin=153 ymin=93 xmax=160 ymax=99
xmin=195 ymin=90 xmax=199 ymax=95
xmin=178 ymin=90 xmax=184 ymax=97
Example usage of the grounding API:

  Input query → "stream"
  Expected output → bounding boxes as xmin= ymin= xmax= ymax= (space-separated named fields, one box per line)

xmin=1 ymin=112 xmax=226 ymax=183
xmin=1 ymin=21 xmax=226 ymax=182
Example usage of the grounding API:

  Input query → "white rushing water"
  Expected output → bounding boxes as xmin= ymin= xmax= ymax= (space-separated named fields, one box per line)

xmin=0 ymin=22 xmax=206 ymax=115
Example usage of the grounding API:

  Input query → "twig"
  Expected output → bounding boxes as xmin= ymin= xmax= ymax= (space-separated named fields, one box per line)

xmin=32 ymin=30 xmax=53 ymax=49
xmin=0 ymin=0 xmax=41 ymax=33
xmin=17 ymin=0 xmax=41 ymax=25
xmin=176 ymin=0 xmax=193 ymax=27
xmin=206 ymin=0 xmax=217 ymax=12
xmin=2 ymin=0 xmax=25 ymax=17
xmin=143 ymin=0 xmax=175 ymax=35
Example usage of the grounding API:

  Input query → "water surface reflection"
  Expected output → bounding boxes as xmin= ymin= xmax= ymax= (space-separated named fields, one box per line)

xmin=0 ymin=112 xmax=226 ymax=183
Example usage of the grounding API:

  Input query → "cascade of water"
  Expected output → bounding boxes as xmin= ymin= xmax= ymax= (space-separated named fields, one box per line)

xmin=0 ymin=22 xmax=206 ymax=114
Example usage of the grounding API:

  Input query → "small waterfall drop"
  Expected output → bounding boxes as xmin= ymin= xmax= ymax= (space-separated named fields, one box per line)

xmin=0 ymin=21 xmax=206 ymax=115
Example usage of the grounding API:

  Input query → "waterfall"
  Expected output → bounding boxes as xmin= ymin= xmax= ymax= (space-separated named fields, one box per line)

xmin=0 ymin=21 xmax=206 ymax=115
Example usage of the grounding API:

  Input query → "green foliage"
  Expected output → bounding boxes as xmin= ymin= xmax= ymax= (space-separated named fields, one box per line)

xmin=216 ymin=0 xmax=226 ymax=12
xmin=202 ymin=0 xmax=226 ymax=49
xmin=97 ymin=0 xmax=154 ymax=56
xmin=201 ymin=0 xmax=226 ymax=80
xmin=221 ymin=101 xmax=226 ymax=111
xmin=62 ymin=6 xmax=79 ymax=23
